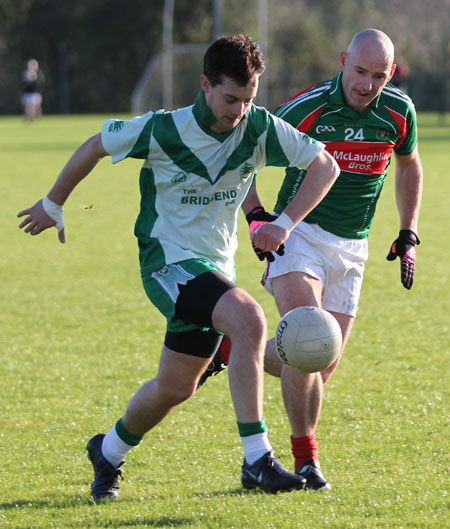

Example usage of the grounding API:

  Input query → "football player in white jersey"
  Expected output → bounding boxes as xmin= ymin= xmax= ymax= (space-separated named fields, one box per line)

xmin=18 ymin=35 xmax=339 ymax=500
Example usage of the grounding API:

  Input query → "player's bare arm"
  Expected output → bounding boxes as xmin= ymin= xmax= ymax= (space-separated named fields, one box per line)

xmin=394 ymin=146 xmax=423 ymax=233
xmin=251 ymin=149 xmax=339 ymax=252
xmin=17 ymin=133 xmax=108 ymax=243
xmin=385 ymin=147 xmax=423 ymax=289
xmin=242 ymin=183 xmax=263 ymax=217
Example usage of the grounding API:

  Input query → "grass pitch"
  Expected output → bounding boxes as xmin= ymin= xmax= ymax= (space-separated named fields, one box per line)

xmin=1 ymin=114 xmax=449 ymax=528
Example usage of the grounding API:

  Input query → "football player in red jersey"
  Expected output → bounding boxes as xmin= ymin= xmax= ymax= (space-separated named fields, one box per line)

xmin=204 ymin=29 xmax=423 ymax=490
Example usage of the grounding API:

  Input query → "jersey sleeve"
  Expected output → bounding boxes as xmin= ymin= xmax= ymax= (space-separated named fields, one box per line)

xmin=101 ymin=111 xmax=158 ymax=164
xmin=394 ymin=103 xmax=418 ymax=156
xmin=265 ymin=114 xmax=324 ymax=169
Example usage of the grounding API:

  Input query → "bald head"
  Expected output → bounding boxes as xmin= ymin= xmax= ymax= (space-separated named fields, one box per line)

xmin=347 ymin=29 xmax=394 ymax=64
xmin=339 ymin=29 xmax=396 ymax=113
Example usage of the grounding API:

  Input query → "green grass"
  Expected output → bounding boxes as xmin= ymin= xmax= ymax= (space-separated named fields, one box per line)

xmin=1 ymin=114 xmax=449 ymax=528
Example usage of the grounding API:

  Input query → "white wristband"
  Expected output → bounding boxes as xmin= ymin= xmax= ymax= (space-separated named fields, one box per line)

xmin=42 ymin=196 xmax=64 ymax=231
xmin=270 ymin=212 xmax=295 ymax=232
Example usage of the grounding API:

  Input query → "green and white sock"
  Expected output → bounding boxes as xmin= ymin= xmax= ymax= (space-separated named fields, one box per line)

xmin=101 ymin=418 xmax=142 ymax=468
xmin=237 ymin=419 xmax=272 ymax=465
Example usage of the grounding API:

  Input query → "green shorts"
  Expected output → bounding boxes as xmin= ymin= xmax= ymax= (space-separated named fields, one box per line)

xmin=141 ymin=258 xmax=222 ymax=333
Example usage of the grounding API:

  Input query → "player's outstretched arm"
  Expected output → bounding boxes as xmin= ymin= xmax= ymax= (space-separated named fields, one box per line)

xmin=251 ymin=149 xmax=339 ymax=253
xmin=17 ymin=133 xmax=108 ymax=243
xmin=386 ymin=147 xmax=423 ymax=289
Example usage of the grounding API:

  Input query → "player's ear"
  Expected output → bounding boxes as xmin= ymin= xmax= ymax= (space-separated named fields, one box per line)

xmin=339 ymin=51 xmax=347 ymax=71
xmin=201 ymin=75 xmax=211 ymax=94
xmin=388 ymin=63 xmax=397 ymax=82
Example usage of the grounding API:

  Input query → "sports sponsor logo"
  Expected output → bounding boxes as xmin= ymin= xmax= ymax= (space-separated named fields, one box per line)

xmin=333 ymin=150 xmax=389 ymax=164
xmin=276 ymin=319 xmax=289 ymax=364
xmin=180 ymin=189 xmax=238 ymax=205
xmin=108 ymin=120 xmax=124 ymax=132
xmin=243 ymin=469 xmax=264 ymax=483
xmin=327 ymin=141 xmax=394 ymax=174
xmin=315 ymin=125 xmax=336 ymax=134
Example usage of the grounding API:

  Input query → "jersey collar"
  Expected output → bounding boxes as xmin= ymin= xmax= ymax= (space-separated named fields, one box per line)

xmin=330 ymin=72 xmax=381 ymax=111
xmin=192 ymin=90 xmax=249 ymax=141
xmin=193 ymin=90 xmax=218 ymax=130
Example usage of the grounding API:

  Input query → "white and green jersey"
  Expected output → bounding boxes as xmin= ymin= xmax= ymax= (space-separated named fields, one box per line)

xmin=274 ymin=73 xmax=418 ymax=239
xmin=102 ymin=91 xmax=323 ymax=280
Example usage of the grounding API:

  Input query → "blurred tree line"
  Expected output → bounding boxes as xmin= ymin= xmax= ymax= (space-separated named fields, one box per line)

xmin=0 ymin=0 xmax=449 ymax=115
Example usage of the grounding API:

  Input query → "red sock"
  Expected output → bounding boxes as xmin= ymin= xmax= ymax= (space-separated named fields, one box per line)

xmin=291 ymin=434 xmax=319 ymax=469
xmin=220 ymin=336 xmax=231 ymax=364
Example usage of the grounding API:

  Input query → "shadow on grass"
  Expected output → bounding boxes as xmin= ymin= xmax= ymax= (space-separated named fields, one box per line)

xmin=80 ymin=517 xmax=195 ymax=528
xmin=1 ymin=487 xmax=265 ymax=528
xmin=0 ymin=485 xmax=253 ymax=511
xmin=0 ymin=497 xmax=91 ymax=510
xmin=195 ymin=487 xmax=266 ymax=497
xmin=0 ymin=488 xmax=250 ymax=508
xmin=1 ymin=500 xmax=195 ymax=528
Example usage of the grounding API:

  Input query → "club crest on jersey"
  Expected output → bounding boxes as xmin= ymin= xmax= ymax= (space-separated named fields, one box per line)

xmin=239 ymin=162 xmax=254 ymax=181
xmin=376 ymin=128 xmax=388 ymax=140
xmin=171 ymin=172 xmax=187 ymax=184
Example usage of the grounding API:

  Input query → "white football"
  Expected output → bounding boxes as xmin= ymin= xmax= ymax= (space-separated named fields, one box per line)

xmin=275 ymin=306 xmax=342 ymax=373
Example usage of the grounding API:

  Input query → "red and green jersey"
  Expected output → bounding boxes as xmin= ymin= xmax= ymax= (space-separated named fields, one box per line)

xmin=273 ymin=73 xmax=418 ymax=238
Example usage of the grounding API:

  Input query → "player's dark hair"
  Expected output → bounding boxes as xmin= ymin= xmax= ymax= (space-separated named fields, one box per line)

xmin=203 ymin=34 xmax=265 ymax=87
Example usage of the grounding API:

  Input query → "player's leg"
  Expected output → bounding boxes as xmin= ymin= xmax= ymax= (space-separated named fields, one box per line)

xmin=270 ymin=275 xmax=355 ymax=431
xmin=197 ymin=334 xmax=231 ymax=388
xmin=270 ymin=271 xmax=325 ymax=439
xmin=211 ymin=285 xmax=306 ymax=492
xmin=289 ymin=311 xmax=353 ymax=490
xmin=87 ymin=261 xmax=225 ymax=500
xmin=87 ymin=263 xmax=304 ymax=499
xmin=267 ymin=223 xmax=366 ymax=490
xmin=212 ymin=286 xmax=266 ymax=422
xmin=199 ymin=270 xmax=321 ymax=382
xmin=174 ymin=267 xmax=305 ymax=491
xmin=267 ymin=271 xmax=332 ymax=490
xmin=87 ymin=339 xmax=217 ymax=501
xmin=165 ymin=267 xmax=267 ymax=425
xmin=264 ymin=271 xmax=323 ymax=376
xmin=121 ymin=345 xmax=215 ymax=436
xmin=279 ymin=310 xmax=354 ymax=436
xmin=320 ymin=311 xmax=354 ymax=383
xmin=31 ymin=93 xmax=42 ymax=121
xmin=175 ymin=267 xmax=305 ymax=491
xmin=23 ymin=95 xmax=33 ymax=121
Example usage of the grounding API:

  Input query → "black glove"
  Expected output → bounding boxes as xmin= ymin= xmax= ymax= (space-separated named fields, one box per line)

xmin=386 ymin=229 xmax=420 ymax=290
xmin=246 ymin=206 xmax=285 ymax=262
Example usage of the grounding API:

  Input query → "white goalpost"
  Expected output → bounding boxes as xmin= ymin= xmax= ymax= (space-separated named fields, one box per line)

xmin=131 ymin=0 xmax=268 ymax=114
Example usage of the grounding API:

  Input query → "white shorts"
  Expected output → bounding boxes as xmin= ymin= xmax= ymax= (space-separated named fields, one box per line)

xmin=21 ymin=93 xmax=42 ymax=107
xmin=263 ymin=222 xmax=369 ymax=317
